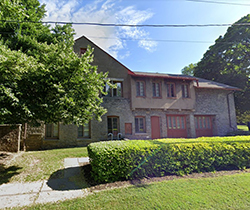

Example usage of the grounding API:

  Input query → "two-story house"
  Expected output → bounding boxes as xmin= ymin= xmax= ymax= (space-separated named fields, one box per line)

xmin=24 ymin=35 xmax=239 ymax=150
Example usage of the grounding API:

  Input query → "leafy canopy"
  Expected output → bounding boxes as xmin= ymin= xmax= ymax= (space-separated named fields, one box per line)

xmin=0 ymin=0 xmax=108 ymax=125
xmin=193 ymin=14 xmax=250 ymax=122
xmin=181 ymin=63 xmax=196 ymax=76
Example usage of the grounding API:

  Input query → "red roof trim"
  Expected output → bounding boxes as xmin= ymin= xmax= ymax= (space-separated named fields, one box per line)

xmin=131 ymin=73 xmax=197 ymax=81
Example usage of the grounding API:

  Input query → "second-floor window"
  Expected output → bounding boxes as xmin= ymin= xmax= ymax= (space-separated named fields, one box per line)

xmin=166 ymin=83 xmax=176 ymax=98
xmin=104 ymin=81 xmax=122 ymax=97
xmin=80 ymin=48 xmax=87 ymax=55
xmin=182 ymin=84 xmax=190 ymax=98
xmin=136 ymin=81 xmax=145 ymax=97
xmin=152 ymin=82 xmax=161 ymax=97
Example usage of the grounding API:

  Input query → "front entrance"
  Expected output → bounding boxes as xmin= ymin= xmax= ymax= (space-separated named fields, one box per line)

xmin=107 ymin=116 xmax=120 ymax=138
xmin=151 ymin=116 xmax=161 ymax=139
xmin=166 ymin=115 xmax=187 ymax=138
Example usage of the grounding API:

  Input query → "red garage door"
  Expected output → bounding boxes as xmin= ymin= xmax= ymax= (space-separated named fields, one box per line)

xmin=195 ymin=116 xmax=213 ymax=137
xmin=166 ymin=115 xmax=187 ymax=138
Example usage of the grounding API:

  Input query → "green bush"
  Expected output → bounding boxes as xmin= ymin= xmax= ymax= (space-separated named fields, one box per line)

xmin=87 ymin=137 xmax=250 ymax=183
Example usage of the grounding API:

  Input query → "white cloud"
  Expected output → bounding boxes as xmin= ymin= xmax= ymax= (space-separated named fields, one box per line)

xmin=39 ymin=0 xmax=157 ymax=58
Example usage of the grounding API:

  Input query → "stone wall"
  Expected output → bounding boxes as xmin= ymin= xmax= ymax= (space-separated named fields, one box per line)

xmin=0 ymin=125 xmax=21 ymax=152
xmin=195 ymin=88 xmax=237 ymax=136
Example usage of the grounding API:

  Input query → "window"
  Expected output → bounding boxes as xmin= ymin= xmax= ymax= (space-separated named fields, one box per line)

xmin=45 ymin=123 xmax=59 ymax=139
xmin=80 ymin=48 xmax=87 ymax=55
xmin=104 ymin=81 xmax=122 ymax=97
xmin=78 ymin=123 xmax=90 ymax=138
xmin=195 ymin=116 xmax=211 ymax=129
xmin=152 ymin=82 xmax=161 ymax=97
xmin=135 ymin=116 xmax=146 ymax=133
xmin=107 ymin=116 xmax=120 ymax=135
xmin=166 ymin=83 xmax=175 ymax=98
xmin=167 ymin=116 xmax=185 ymax=129
xmin=182 ymin=84 xmax=190 ymax=98
xmin=136 ymin=81 xmax=145 ymax=97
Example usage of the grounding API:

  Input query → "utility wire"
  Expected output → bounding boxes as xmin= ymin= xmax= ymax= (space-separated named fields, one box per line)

xmin=0 ymin=19 xmax=249 ymax=28
xmin=186 ymin=0 xmax=250 ymax=6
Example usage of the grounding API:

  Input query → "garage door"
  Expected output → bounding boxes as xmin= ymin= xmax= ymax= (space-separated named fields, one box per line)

xmin=166 ymin=115 xmax=187 ymax=138
xmin=195 ymin=116 xmax=213 ymax=137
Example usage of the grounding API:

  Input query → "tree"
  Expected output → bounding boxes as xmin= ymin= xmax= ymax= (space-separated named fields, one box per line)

xmin=193 ymin=14 xmax=250 ymax=123
xmin=181 ymin=63 xmax=197 ymax=76
xmin=0 ymin=0 xmax=108 ymax=125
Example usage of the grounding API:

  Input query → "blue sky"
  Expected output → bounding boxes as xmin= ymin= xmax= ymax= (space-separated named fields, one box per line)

xmin=39 ymin=0 xmax=250 ymax=74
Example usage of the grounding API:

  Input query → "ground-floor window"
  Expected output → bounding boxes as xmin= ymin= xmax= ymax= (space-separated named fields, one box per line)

xmin=78 ymin=122 xmax=91 ymax=138
xmin=135 ymin=116 xmax=146 ymax=133
xmin=45 ymin=123 xmax=59 ymax=139
xmin=107 ymin=116 xmax=120 ymax=136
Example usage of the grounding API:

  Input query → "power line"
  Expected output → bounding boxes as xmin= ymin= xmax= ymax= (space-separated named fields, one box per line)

xmin=186 ymin=0 xmax=250 ymax=6
xmin=87 ymin=36 xmax=214 ymax=44
xmin=0 ymin=19 xmax=248 ymax=28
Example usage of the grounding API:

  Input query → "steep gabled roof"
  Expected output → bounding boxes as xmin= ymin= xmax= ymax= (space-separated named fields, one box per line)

xmin=74 ymin=35 xmax=135 ymax=75
xmin=74 ymin=36 xmax=240 ymax=91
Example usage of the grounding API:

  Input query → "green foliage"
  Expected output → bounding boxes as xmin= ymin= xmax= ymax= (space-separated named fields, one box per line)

xmin=181 ymin=63 xmax=197 ymax=76
xmin=88 ymin=136 xmax=250 ymax=183
xmin=193 ymin=14 xmax=250 ymax=122
xmin=0 ymin=0 xmax=108 ymax=125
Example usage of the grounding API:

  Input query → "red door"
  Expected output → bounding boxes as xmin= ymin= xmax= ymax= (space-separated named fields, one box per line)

xmin=151 ymin=116 xmax=161 ymax=139
xmin=195 ymin=116 xmax=213 ymax=137
xmin=166 ymin=115 xmax=187 ymax=138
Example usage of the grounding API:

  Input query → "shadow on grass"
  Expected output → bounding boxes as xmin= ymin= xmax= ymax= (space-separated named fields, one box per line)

xmin=0 ymin=153 xmax=22 ymax=185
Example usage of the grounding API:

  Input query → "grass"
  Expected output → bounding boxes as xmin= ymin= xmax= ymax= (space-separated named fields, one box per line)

xmin=238 ymin=125 xmax=249 ymax=132
xmin=2 ymin=147 xmax=88 ymax=183
xmin=12 ymin=172 xmax=250 ymax=210
xmin=2 ymin=138 xmax=250 ymax=209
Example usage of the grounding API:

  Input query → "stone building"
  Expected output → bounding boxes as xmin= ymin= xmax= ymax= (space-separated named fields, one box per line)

xmin=23 ymin=35 xmax=239 ymax=150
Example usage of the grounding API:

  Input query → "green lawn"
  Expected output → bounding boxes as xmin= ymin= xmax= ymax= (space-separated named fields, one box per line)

xmin=1 ymin=147 xmax=88 ymax=183
xmin=2 ymin=141 xmax=250 ymax=209
xmin=238 ymin=124 xmax=249 ymax=132
xmin=13 ymin=172 xmax=250 ymax=210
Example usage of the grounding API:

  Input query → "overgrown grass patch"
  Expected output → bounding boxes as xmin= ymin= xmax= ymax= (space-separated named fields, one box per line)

xmin=3 ymin=147 xmax=88 ymax=183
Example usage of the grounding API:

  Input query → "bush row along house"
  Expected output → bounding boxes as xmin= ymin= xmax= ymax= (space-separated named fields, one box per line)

xmin=24 ymin=35 xmax=239 ymax=150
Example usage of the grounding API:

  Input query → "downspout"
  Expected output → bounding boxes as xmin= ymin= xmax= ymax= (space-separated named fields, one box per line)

xmin=227 ymin=90 xmax=235 ymax=130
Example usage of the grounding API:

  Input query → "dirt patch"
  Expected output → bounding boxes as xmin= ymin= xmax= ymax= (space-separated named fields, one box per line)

xmin=82 ymin=164 xmax=250 ymax=192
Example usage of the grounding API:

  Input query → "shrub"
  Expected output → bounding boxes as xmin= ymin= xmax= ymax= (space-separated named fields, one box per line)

xmin=87 ymin=137 xmax=250 ymax=183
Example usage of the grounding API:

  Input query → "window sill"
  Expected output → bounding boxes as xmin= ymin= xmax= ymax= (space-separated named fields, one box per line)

xmin=44 ymin=138 xmax=59 ymax=141
xmin=135 ymin=133 xmax=148 ymax=135
xmin=152 ymin=96 xmax=162 ymax=99
xmin=77 ymin=138 xmax=91 ymax=141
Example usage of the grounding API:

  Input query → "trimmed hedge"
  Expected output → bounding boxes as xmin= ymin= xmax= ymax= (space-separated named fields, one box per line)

xmin=87 ymin=137 xmax=250 ymax=183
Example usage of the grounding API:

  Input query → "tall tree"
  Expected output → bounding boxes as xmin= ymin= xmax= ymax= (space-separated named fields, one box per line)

xmin=0 ymin=0 xmax=108 ymax=125
xmin=194 ymin=14 xmax=250 ymax=122
xmin=181 ymin=63 xmax=197 ymax=76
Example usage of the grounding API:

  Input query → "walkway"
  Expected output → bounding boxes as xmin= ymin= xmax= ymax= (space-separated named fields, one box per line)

xmin=0 ymin=157 xmax=90 ymax=209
